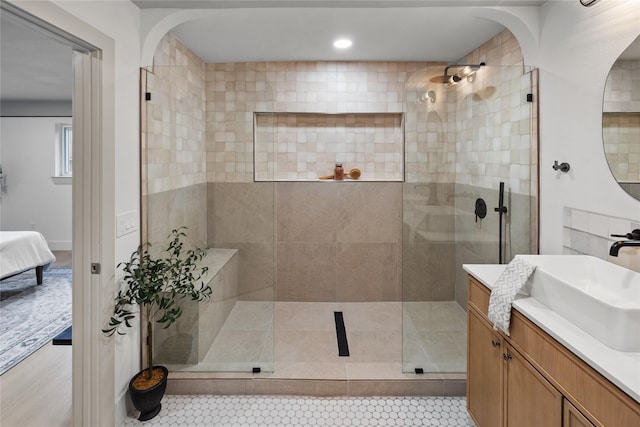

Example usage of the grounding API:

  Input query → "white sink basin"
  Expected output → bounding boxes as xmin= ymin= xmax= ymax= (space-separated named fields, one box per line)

xmin=516 ymin=255 xmax=640 ymax=352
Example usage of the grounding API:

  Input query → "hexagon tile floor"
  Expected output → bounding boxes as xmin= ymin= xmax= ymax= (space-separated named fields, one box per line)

xmin=121 ymin=395 xmax=476 ymax=426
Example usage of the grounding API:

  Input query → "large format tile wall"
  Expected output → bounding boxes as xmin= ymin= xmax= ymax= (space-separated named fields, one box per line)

xmin=207 ymin=182 xmax=402 ymax=302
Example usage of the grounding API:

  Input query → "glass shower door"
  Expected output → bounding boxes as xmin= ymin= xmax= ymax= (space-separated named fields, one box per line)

xmin=141 ymin=64 xmax=276 ymax=374
xmin=401 ymin=64 xmax=538 ymax=374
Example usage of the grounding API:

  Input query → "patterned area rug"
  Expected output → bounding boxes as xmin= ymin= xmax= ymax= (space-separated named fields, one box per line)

xmin=0 ymin=267 xmax=72 ymax=375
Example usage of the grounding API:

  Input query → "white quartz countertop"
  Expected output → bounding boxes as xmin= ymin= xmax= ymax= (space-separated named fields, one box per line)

xmin=463 ymin=263 xmax=640 ymax=403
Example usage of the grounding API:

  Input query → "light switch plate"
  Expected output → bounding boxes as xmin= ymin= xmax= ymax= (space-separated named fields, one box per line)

xmin=116 ymin=211 xmax=138 ymax=237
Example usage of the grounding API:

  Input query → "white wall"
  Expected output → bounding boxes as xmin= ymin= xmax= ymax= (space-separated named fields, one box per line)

xmin=0 ymin=117 xmax=72 ymax=250
xmin=537 ymin=0 xmax=640 ymax=254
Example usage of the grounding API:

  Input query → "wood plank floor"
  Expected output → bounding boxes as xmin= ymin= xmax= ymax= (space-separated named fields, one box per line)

xmin=0 ymin=343 xmax=72 ymax=427
xmin=0 ymin=250 xmax=73 ymax=427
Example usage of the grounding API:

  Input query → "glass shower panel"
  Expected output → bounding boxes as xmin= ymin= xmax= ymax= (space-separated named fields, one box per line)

xmin=141 ymin=64 xmax=276 ymax=374
xmin=402 ymin=64 xmax=538 ymax=374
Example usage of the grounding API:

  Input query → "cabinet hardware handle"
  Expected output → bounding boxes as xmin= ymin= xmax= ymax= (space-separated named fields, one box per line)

xmin=503 ymin=353 xmax=512 ymax=361
xmin=491 ymin=340 xmax=500 ymax=347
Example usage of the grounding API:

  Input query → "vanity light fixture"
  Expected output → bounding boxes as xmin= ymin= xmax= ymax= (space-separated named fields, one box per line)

xmin=333 ymin=39 xmax=352 ymax=49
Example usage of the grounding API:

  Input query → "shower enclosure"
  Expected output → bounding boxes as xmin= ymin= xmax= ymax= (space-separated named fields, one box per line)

xmin=140 ymin=55 xmax=538 ymax=385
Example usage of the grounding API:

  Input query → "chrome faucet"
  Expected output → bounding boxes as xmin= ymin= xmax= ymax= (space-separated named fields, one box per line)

xmin=609 ymin=229 xmax=640 ymax=257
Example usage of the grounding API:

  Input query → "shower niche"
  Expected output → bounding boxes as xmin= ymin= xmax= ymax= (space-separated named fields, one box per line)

xmin=254 ymin=112 xmax=404 ymax=181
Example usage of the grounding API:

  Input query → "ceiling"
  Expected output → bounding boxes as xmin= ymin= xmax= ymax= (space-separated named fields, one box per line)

xmin=2 ymin=0 xmax=639 ymax=103
xmin=135 ymin=0 xmax=547 ymax=63
xmin=167 ymin=8 xmax=506 ymax=63
xmin=0 ymin=12 xmax=72 ymax=102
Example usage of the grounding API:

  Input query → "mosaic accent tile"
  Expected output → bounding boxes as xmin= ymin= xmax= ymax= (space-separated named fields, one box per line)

xmin=121 ymin=395 xmax=476 ymax=426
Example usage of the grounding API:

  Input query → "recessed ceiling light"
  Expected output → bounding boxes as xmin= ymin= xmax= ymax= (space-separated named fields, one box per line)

xmin=333 ymin=39 xmax=352 ymax=49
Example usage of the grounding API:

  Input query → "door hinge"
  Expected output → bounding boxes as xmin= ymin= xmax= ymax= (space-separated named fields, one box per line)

xmin=91 ymin=263 xmax=101 ymax=274
xmin=145 ymin=92 xmax=151 ymax=101
xmin=526 ymin=93 xmax=533 ymax=103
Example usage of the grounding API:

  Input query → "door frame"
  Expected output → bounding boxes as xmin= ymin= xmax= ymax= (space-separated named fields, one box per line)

xmin=1 ymin=1 xmax=115 ymax=425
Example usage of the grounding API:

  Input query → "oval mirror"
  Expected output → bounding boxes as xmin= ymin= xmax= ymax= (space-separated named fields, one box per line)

xmin=603 ymin=34 xmax=640 ymax=200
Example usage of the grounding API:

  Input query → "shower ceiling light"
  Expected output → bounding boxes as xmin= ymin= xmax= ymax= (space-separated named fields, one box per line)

xmin=333 ymin=39 xmax=352 ymax=49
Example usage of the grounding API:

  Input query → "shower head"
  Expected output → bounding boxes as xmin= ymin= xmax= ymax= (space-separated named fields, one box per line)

xmin=429 ymin=63 xmax=485 ymax=85
xmin=429 ymin=73 xmax=461 ymax=84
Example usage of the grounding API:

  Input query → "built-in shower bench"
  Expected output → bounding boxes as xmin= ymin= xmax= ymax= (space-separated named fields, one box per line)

xmin=154 ymin=248 xmax=239 ymax=366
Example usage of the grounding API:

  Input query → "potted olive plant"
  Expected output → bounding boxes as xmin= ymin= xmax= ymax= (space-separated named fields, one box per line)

xmin=103 ymin=227 xmax=210 ymax=421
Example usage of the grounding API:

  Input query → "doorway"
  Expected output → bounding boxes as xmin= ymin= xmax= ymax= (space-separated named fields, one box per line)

xmin=0 ymin=1 xmax=105 ymax=426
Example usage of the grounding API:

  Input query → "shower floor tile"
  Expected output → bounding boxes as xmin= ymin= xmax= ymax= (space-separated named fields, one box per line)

xmin=172 ymin=301 xmax=467 ymax=379
xmin=120 ymin=395 xmax=477 ymax=426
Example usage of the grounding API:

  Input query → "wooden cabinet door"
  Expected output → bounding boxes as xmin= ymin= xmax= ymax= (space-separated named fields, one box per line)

xmin=504 ymin=342 xmax=563 ymax=427
xmin=468 ymin=308 xmax=503 ymax=427
xmin=564 ymin=399 xmax=597 ymax=427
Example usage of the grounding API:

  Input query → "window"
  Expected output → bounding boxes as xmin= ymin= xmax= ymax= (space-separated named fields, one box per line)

xmin=54 ymin=123 xmax=72 ymax=182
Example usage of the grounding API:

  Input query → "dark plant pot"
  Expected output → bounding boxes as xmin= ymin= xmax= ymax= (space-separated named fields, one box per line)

xmin=128 ymin=366 xmax=168 ymax=421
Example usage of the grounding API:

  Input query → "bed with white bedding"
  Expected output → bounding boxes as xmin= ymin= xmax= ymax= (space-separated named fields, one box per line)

xmin=0 ymin=231 xmax=56 ymax=285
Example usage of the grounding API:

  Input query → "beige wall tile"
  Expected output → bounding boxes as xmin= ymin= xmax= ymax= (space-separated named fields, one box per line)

xmin=247 ymin=379 xmax=348 ymax=396
xmin=276 ymin=242 xmax=337 ymax=301
xmin=347 ymin=379 xmax=446 ymax=396
xmin=337 ymin=182 xmax=402 ymax=243
xmin=213 ymin=242 xmax=274 ymax=301
xmin=166 ymin=378 xmax=248 ymax=395
xmin=336 ymin=243 xmax=400 ymax=302
xmin=276 ymin=182 xmax=338 ymax=242
xmin=403 ymin=242 xmax=456 ymax=301
xmin=212 ymin=183 xmax=274 ymax=243
xmin=145 ymin=183 xmax=207 ymax=250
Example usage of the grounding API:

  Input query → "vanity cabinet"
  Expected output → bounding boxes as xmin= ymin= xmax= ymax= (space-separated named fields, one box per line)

xmin=564 ymin=399 xmax=596 ymax=427
xmin=467 ymin=276 xmax=639 ymax=427
xmin=467 ymin=308 xmax=502 ymax=427
xmin=468 ymin=308 xmax=562 ymax=427
xmin=503 ymin=339 xmax=562 ymax=426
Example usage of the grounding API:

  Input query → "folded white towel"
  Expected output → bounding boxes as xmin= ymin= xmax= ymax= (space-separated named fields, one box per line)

xmin=488 ymin=257 xmax=536 ymax=336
